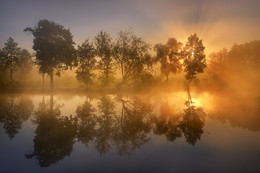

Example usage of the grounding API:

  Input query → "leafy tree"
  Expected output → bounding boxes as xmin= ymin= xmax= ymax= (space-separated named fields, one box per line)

xmin=182 ymin=34 xmax=206 ymax=81
xmin=24 ymin=20 xmax=77 ymax=89
xmin=0 ymin=48 xmax=8 ymax=86
xmin=76 ymin=39 xmax=96 ymax=87
xmin=1 ymin=37 xmax=21 ymax=85
xmin=0 ymin=48 xmax=4 ymax=70
xmin=19 ymin=49 xmax=33 ymax=73
xmin=154 ymin=38 xmax=182 ymax=82
xmin=208 ymin=48 xmax=228 ymax=66
xmin=113 ymin=30 xmax=153 ymax=85
xmin=95 ymin=31 xmax=114 ymax=86
xmin=228 ymin=40 xmax=260 ymax=66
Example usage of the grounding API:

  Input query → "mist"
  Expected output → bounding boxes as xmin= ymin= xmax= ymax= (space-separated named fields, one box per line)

xmin=1 ymin=1 xmax=260 ymax=172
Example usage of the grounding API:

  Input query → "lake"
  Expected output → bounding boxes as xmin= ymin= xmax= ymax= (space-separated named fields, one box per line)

xmin=0 ymin=91 xmax=260 ymax=173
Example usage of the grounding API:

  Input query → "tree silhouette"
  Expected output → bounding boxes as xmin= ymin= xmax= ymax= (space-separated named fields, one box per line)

xmin=228 ymin=40 xmax=260 ymax=66
xmin=25 ymin=95 xmax=77 ymax=167
xmin=154 ymin=38 xmax=182 ymax=82
xmin=0 ymin=95 xmax=33 ymax=139
xmin=18 ymin=49 xmax=33 ymax=75
xmin=24 ymin=20 xmax=77 ymax=90
xmin=76 ymin=39 xmax=97 ymax=88
xmin=95 ymin=31 xmax=114 ymax=86
xmin=113 ymin=30 xmax=153 ymax=85
xmin=209 ymin=48 xmax=228 ymax=66
xmin=182 ymin=34 xmax=206 ymax=81
xmin=1 ymin=37 xmax=21 ymax=85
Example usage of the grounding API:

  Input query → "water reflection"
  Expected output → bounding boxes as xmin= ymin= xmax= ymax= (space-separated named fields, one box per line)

xmin=114 ymin=96 xmax=153 ymax=156
xmin=94 ymin=95 xmax=116 ymax=155
xmin=153 ymin=99 xmax=182 ymax=141
xmin=0 ymin=92 xmax=259 ymax=167
xmin=75 ymin=96 xmax=153 ymax=156
xmin=76 ymin=99 xmax=97 ymax=148
xmin=153 ymin=98 xmax=205 ymax=145
xmin=0 ymin=95 xmax=33 ymax=139
xmin=25 ymin=95 xmax=77 ymax=167
xmin=179 ymin=100 xmax=205 ymax=145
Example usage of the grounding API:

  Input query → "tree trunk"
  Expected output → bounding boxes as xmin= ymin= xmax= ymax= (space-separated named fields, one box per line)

xmin=42 ymin=73 xmax=45 ymax=88
xmin=50 ymin=94 xmax=54 ymax=112
xmin=50 ymin=73 xmax=54 ymax=90
xmin=106 ymin=66 xmax=109 ymax=85
xmin=187 ymin=79 xmax=192 ymax=103
xmin=10 ymin=67 xmax=13 ymax=87
xmin=165 ymin=75 xmax=168 ymax=83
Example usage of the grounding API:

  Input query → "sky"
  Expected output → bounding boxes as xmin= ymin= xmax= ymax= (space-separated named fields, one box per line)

xmin=0 ymin=0 xmax=260 ymax=54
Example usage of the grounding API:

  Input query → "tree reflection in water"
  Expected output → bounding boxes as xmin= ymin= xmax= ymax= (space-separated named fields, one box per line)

xmin=0 ymin=94 xmax=208 ymax=167
xmin=75 ymin=95 xmax=153 ymax=156
xmin=25 ymin=95 xmax=77 ymax=167
xmin=94 ymin=95 xmax=116 ymax=156
xmin=179 ymin=100 xmax=206 ymax=145
xmin=153 ymin=99 xmax=182 ymax=142
xmin=153 ymin=98 xmax=206 ymax=146
xmin=75 ymin=95 xmax=116 ymax=156
xmin=114 ymin=96 xmax=153 ymax=156
xmin=76 ymin=98 xmax=97 ymax=147
xmin=0 ymin=95 xmax=33 ymax=139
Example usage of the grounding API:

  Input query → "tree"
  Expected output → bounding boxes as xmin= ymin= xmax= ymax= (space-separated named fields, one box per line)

xmin=0 ymin=48 xmax=8 ymax=86
xmin=1 ymin=37 xmax=21 ymax=85
xmin=76 ymin=39 xmax=96 ymax=87
xmin=19 ymin=49 xmax=33 ymax=72
xmin=154 ymin=38 xmax=182 ymax=82
xmin=0 ymin=48 xmax=4 ymax=70
xmin=113 ymin=30 xmax=153 ymax=85
xmin=95 ymin=31 xmax=114 ymax=86
xmin=182 ymin=34 xmax=206 ymax=81
xmin=228 ymin=40 xmax=260 ymax=66
xmin=18 ymin=49 xmax=33 ymax=81
xmin=24 ymin=20 xmax=77 ymax=90
xmin=208 ymin=48 xmax=228 ymax=66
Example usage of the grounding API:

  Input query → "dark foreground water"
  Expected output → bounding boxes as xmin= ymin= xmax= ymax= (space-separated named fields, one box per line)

xmin=0 ymin=92 xmax=260 ymax=173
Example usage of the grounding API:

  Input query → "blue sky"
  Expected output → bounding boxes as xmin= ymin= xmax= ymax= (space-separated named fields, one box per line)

xmin=1 ymin=0 xmax=260 ymax=54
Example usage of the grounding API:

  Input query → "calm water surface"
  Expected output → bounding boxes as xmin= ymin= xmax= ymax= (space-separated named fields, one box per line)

xmin=0 ymin=91 xmax=260 ymax=173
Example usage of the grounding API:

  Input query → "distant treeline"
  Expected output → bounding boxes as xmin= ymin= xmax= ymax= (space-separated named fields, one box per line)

xmin=0 ymin=19 xmax=259 ymax=90
xmin=209 ymin=40 xmax=260 ymax=68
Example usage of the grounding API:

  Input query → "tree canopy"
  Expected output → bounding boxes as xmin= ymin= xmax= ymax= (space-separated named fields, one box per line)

xmin=76 ymin=39 xmax=97 ymax=87
xmin=0 ymin=37 xmax=32 ymax=86
xmin=113 ymin=30 xmax=152 ymax=85
xmin=24 ymin=19 xmax=76 ymax=89
xmin=1 ymin=37 xmax=21 ymax=84
xmin=182 ymin=34 xmax=207 ymax=81
xmin=154 ymin=38 xmax=182 ymax=82
xmin=95 ymin=31 xmax=114 ymax=86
